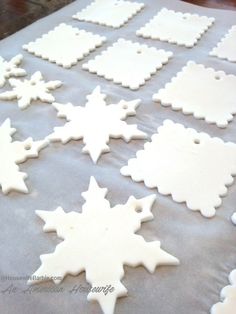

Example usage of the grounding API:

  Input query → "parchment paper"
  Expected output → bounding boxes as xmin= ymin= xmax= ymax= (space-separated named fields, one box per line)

xmin=0 ymin=1 xmax=236 ymax=313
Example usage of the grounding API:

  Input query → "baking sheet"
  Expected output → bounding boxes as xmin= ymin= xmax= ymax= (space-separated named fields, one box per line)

xmin=0 ymin=0 xmax=236 ymax=313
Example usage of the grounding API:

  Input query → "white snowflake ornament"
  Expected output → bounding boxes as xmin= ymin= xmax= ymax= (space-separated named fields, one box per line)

xmin=0 ymin=71 xmax=62 ymax=109
xmin=0 ymin=54 xmax=26 ymax=88
xmin=29 ymin=176 xmax=179 ymax=314
xmin=0 ymin=119 xmax=48 ymax=194
xmin=48 ymin=86 xmax=147 ymax=163
xmin=73 ymin=0 xmax=144 ymax=28
xmin=121 ymin=120 xmax=236 ymax=218
xmin=211 ymin=269 xmax=236 ymax=314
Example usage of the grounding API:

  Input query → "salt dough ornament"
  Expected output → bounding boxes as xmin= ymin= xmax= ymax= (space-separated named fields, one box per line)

xmin=0 ymin=119 xmax=48 ymax=194
xmin=211 ymin=269 xmax=236 ymax=314
xmin=73 ymin=0 xmax=144 ymax=28
xmin=136 ymin=8 xmax=215 ymax=48
xmin=153 ymin=61 xmax=236 ymax=128
xmin=29 ymin=176 xmax=179 ymax=314
xmin=232 ymin=213 xmax=236 ymax=225
xmin=23 ymin=23 xmax=106 ymax=68
xmin=121 ymin=120 xmax=236 ymax=218
xmin=48 ymin=86 xmax=146 ymax=163
xmin=210 ymin=26 xmax=236 ymax=63
xmin=0 ymin=71 xmax=62 ymax=109
xmin=82 ymin=38 xmax=172 ymax=90
xmin=0 ymin=54 xmax=26 ymax=88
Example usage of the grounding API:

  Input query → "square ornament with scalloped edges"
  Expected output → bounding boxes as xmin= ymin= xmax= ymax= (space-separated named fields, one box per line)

xmin=121 ymin=120 xmax=236 ymax=218
xmin=136 ymin=8 xmax=215 ymax=48
xmin=211 ymin=269 xmax=236 ymax=314
xmin=23 ymin=23 xmax=106 ymax=68
xmin=73 ymin=0 xmax=144 ymax=28
xmin=153 ymin=61 xmax=236 ymax=128
xmin=82 ymin=38 xmax=172 ymax=90
xmin=210 ymin=25 xmax=236 ymax=63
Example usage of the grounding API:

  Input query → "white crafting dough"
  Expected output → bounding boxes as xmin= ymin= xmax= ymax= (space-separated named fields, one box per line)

xmin=48 ymin=86 xmax=146 ymax=163
xmin=136 ymin=8 xmax=215 ymax=47
xmin=23 ymin=23 xmax=106 ymax=68
xmin=232 ymin=213 xmax=236 ymax=225
xmin=29 ymin=176 xmax=179 ymax=314
xmin=153 ymin=61 xmax=236 ymax=128
xmin=211 ymin=269 xmax=236 ymax=314
xmin=121 ymin=120 xmax=236 ymax=218
xmin=210 ymin=26 xmax=236 ymax=63
xmin=73 ymin=0 xmax=144 ymax=28
xmin=0 ymin=71 xmax=62 ymax=109
xmin=0 ymin=119 xmax=48 ymax=194
xmin=0 ymin=54 xmax=26 ymax=88
xmin=82 ymin=38 xmax=172 ymax=90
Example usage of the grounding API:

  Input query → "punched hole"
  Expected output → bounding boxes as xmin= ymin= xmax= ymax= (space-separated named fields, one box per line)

xmin=215 ymin=75 xmax=221 ymax=80
xmin=31 ymin=81 xmax=36 ymax=86
xmin=137 ymin=49 xmax=142 ymax=54
xmin=123 ymin=104 xmax=128 ymax=109
xmin=25 ymin=143 xmax=31 ymax=150
xmin=135 ymin=205 xmax=143 ymax=213
xmin=194 ymin=139 xmax=200 ymax=145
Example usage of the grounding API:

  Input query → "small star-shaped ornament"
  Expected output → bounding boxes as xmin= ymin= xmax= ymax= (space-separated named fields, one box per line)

xmin=0 ymin=54 xmax=26 ymax=87
xmin=0 ymin=71 xmax=62 ymax=109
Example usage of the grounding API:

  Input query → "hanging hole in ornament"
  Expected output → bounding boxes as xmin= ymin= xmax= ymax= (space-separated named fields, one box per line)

xmin=123 ymin=104 xmax=128 ymax=109
xmin=25 ymin=143 xmax=31 ymax=150
xmin=137 ymin=49 xmax=142 ymax=54
xmin=194 ymin=139 xmax=200 ymax=145
xmin=31 ymin=81 xmax=36 ymax=86
xmin=215 ymin=75 xmax=221 ymax=80
xmin=182 ymin=15 xmax=188 ymax=20
xmin=135 ymin=205 xmax=143 ymax=213
xmin=114 ymin=1 xmax=120 ymax=5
